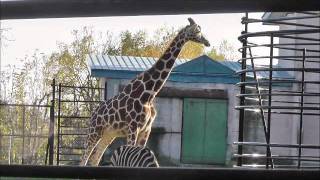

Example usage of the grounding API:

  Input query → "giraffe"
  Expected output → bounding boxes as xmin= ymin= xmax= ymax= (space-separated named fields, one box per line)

xmin=80 ymin=17 xmax=210 ymax=166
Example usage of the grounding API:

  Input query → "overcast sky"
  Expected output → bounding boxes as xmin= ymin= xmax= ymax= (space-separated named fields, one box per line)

xmin=0 ymin=12 xmax=277 ymax=69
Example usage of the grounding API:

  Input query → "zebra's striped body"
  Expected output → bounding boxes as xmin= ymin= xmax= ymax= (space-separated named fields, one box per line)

xmin=110 ymin=145 xmax=159 ymax=167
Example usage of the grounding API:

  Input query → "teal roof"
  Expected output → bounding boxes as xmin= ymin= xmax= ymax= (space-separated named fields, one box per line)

xmin=88 ymin=54 xmax=188 ymax=71
xmin=174 ymin=55 xmax=235 ymax=75
xmin=89 ymin=55 xmax=293 ymax=84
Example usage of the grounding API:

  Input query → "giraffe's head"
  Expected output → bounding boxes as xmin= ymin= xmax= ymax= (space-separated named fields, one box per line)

xmin=183 ymin=18 xmax=210 ymax=47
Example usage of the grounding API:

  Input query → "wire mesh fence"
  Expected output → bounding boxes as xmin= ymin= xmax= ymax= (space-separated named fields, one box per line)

xmin=0 ymin=104 xmax=51 ymax=165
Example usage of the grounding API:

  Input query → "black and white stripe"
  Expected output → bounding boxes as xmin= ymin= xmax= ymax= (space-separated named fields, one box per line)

xmin=110 ymin=145 xmax=159 ymax=167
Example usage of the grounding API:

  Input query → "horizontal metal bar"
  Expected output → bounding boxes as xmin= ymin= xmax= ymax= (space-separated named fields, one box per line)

xmin=58 ymin=84 xmax=105 ymax=90
xmin=245 ymin=97 xmax=320 ymax=105
xmin=244 ymin=14 xmax=320 ymax=23
xmin=269 ymin=111 xmax=320 ymax=116
xmin=237 ymin=68 xmax=320 ymax=74
xmin=0 ymin=165 xmax=319 ymax=179
xmin=57 ymin=115 xmax=91 ymax=119
xmin=236 ymin=164 xmax=320 ymax=169
xmin=235 ymin=105 xmax=320 ymax=110
xmin=233 ymin=155 xmax=320 ymax=162
xmin=0 ymin=103 xmax=51 ymax=108
xmin=59 ymin=146 xmax=85 ymax=150
xmin=58 ymin=159 xmax=81 ymax=162
xmin=59 ymin=100 xmax=102 ymax=103
xmin=0 ymin=134 xmax=48 ymax=138
xmin=2 ymin=0 xmax=320 ymax=20
xmin=278 ymin=34 xmax=320 ymax=42
xmin=239 ymin=55 xmax=320 ymax=62
xmin=238 ymin=29 xmax=320 ymax=40
xmin=246 ymin=19 xmax=320 ymax=29
xmin=234 ymin=154 xmax=320 ymax=159
xmin=245 ymin=87 xmax=320 ymax=95
xmin=234 ymin=142 xmax=320 ymax=149
xmin=241 ymin=43 xmax=320 ymax=53
xmin=58 ymin=153 xmax=83 ymax=156
xmin=243 ymin=109 xmax=320 ymax=116
xmin=237 ymin=80 xmax=320 ymax=86
xmin=59 ymin=133 xmax=87 ymax=136
xmin=237 ymin=93 xmax=320 ymax=97
xmin=60 ymin=126 xmax=87 ymax=129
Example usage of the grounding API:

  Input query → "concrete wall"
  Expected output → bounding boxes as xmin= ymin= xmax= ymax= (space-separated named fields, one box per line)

xmin=277 ymin=12 xmax=320 ymax=162
xmin=101 ymin=77 xmax=239 ymax=166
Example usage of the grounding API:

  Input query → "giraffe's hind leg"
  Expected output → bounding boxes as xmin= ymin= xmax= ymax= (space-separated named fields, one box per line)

xmin=80 ymin=135 xmax=100 ymax=166
xmin=86 ymin=135 xmax=115 ymax=166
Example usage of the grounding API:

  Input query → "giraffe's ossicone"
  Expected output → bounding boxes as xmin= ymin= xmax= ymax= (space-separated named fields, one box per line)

xmin=80 ymin=17 xmax=210 ymax=166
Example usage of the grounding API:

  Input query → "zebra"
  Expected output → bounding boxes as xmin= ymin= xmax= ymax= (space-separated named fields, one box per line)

xmin=110 ymin=145 xmax=159 ymax=167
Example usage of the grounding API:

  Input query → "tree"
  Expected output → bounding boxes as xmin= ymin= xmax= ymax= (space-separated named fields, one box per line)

xmin=207 ymin=47 xmax=225 ymax=61
xmin=207 ymin=39 xmax=239 ymax=61
xmin=0 ymin=25 xmax=240 ymax=165
xmin=118 ymin=26 xmax=206 ymax=59
xmin=120 ymin=30 xmax=147 ymax=56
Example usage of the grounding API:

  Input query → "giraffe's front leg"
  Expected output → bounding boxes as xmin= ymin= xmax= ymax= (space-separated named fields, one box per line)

xmin=137 ymin=127 xmax=151 ymax=147
xmin=127 ymin=125 xmax=139 ymax=146
xmin=137 ymin=106 xmax=156 ymax=146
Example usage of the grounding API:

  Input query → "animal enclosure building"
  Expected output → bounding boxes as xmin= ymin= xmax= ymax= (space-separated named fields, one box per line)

xmin=88 ymin=54 xmax=293 ymax=166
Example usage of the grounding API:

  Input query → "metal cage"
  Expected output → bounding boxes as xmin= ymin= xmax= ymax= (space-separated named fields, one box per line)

xmin=235 ymin=12 xmax=320 ymax=169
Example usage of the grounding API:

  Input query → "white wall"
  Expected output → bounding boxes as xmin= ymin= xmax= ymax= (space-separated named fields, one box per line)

xmin=102 ymin=77 xmax=239 ymax=165
xmin=277 ymin=12 xmax=320 ymax=162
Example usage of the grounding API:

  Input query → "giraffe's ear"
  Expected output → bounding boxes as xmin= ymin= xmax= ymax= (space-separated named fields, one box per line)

xmin=188 ymin=18 xmax=196 ymax=25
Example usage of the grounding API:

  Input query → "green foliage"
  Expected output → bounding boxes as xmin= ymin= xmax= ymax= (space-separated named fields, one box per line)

xmin=0 ymin=25 xmax=239 ymax=165
xmin=207 ymin=47 xmax=225 ymax=61
xmin=207 ymin=39 xmax=239 ymax=61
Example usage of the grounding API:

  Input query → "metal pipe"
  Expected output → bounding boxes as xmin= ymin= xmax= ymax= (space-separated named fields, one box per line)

xmin=237 ymin=12 xmax=248 ymax=167
xmin=56 ymin=83 xmax=62 ymax=165
xmin=298 ymin=49 xmax=307 ymax=168
xmin=266 ymin=34 xmax=274 ymax=169
xmin=248 ymin=47 xmax=274 ymax=167
xmin=234 ymin=142 xmax=320 ymax=149
xmin=48 ymin=78 xmax=55 ymax=165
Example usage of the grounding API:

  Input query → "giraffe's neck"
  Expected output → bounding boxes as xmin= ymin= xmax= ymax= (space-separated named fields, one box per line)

xmin=124 ymin=30 xmax=187 ymax=103
xmin=145 ymin=30 xmax=187 ymax=95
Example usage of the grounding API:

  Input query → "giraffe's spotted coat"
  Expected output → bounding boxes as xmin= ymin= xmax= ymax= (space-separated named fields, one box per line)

xmin=80 ymin=18 xmax=210 ymax=166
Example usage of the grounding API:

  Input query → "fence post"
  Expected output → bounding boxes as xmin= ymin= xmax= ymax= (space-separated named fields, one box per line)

xmin=237 ymin=12 xmax=248 ymax=167
xmin=56 ymin=83 xmax=62 ymax=165
xmin=48 ymin=79 xmax=55 ymax=165
xmin=22 ymin=106 xmax=26 ymax=164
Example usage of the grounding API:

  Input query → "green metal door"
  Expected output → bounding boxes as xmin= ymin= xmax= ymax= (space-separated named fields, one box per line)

xmin=182 ymin=98 xmax=227 ymax=165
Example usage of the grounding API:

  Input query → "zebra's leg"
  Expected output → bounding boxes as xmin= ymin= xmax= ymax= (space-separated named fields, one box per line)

xmin=79 ymin=134 xmax=100 ymax=166
xmin=86 ymin=135 xmax=115 ymax=166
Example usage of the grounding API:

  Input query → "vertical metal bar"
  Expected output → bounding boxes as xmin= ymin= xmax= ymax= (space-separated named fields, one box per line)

xmin=8 ymin=130 xmax=12 ymax=164
xmin=21 ymin=106 xmax=25 ymax=164
xmin=56 ymin=83 xmax=62 ymax=165
xmin=104 ymin=81 xmax=108 ymax=101
xmin=298 ymin=49 xmax=306 ymax=168
xmin=48 ymin=79 xmax=55 ymax=165
xmin=237 ymin=12 xmax=248 ymax=167
xmin=248 ymin=48 xmax=274 ymax=168
xmin=266 ymin=34 xmax=274 ymax=169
